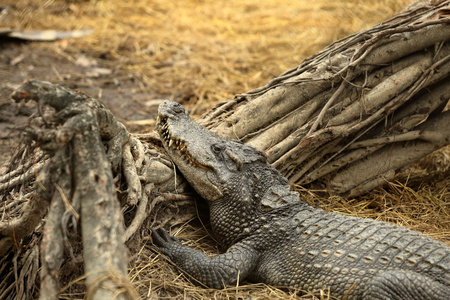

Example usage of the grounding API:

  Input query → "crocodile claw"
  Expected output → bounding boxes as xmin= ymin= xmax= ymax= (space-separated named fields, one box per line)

xmin=150 ymin=228 xmax=182 ymax=260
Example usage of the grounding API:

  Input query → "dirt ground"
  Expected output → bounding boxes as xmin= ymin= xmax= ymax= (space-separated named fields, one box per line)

xmin=1 ymin=0 xmax=449 ymax=299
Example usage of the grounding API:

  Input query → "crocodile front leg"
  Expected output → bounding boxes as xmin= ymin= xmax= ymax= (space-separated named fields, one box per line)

xmin=151 ymin=228 xmax=259 ymax=288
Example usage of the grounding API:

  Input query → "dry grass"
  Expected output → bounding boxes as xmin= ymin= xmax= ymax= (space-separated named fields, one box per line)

xmin=4 ymin=0 xmax=411 ymax=114
xmin=3 ymin=0 xmax=450 ymax=299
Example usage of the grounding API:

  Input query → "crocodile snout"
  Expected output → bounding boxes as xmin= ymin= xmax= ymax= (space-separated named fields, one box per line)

xmin=157 ymin=100 xmax=187 ymax=119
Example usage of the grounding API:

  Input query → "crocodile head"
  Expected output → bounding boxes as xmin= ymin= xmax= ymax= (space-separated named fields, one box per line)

xmin=156 ymin=100 xmax=267 ymax=202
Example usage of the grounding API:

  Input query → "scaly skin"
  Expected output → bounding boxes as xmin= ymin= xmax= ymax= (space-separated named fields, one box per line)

xmin=152 ymin=100 xmax=450 ymax=299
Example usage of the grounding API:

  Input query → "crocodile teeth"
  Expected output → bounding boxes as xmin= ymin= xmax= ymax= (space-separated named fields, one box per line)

xmin=169 ymin=139 xmax=174 ymax=147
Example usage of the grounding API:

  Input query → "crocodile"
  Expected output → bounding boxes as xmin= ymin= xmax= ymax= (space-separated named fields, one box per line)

xmin=151 ymin=100 xmax=450 ymax=299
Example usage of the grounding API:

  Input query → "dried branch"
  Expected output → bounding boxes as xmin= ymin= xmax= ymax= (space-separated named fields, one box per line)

xmin=39 ymin=159 xmax=68 ymax=300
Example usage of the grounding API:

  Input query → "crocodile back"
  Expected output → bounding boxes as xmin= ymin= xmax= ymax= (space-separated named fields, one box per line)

xmin=249 ymin=206 xmax=450 ymax=297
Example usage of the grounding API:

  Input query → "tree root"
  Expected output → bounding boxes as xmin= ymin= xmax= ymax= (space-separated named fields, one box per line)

xmin=1 ymin=80 xmax=138 ymax=299
xmin=330 ymin=111 xmax=450 ymax=196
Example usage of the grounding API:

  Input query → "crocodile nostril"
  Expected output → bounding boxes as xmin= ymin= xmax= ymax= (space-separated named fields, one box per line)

xmin=171 ymin=103 xmax=184 ymax=113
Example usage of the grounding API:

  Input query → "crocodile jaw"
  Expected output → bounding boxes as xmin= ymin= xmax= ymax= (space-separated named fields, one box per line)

xmin=156 ymin=101 xmax=223 ymax=201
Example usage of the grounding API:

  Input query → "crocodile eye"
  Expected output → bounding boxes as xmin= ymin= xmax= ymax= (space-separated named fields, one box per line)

xmin=211 ymin=144 xmax=222 ymax=154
